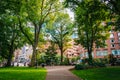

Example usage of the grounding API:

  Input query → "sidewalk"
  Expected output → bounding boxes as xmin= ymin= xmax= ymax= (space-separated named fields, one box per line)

xmin=45 ymin=66 xmax=80 ymax=80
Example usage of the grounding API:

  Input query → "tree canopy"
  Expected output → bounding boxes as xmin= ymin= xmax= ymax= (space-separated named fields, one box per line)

xmin=65 ymin=0 xmax=110 ymax=64
xmin=46 ymin=12 xmax=73 ymax=63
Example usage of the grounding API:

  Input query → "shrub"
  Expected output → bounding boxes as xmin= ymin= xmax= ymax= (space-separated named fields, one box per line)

xmin=75 ymin=64 xmax=86 ymax=70
xmin=115 ymin=58 xmax=120 ymax=66
xmin=94 ymin=62 xmax=106 ymax=67
xmin=108 ymin=54 xmax=117 ymax=66
xmin=93 ymin=59 xmax=106 ymax=67
xmin=60 ymin=57 xmax=70 ymax=65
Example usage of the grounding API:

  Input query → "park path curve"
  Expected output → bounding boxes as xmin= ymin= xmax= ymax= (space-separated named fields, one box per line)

xmin=45 ymin=66 xmax=80 ymax=80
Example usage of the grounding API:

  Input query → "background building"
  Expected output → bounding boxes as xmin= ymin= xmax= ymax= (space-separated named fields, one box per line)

xmin=14 ymin=45 xmax=33 ymax=66
xmin=66 ymin=30 xmax=120 ymax=59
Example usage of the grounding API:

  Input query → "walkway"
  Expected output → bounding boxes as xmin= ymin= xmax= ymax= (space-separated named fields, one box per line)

xmin=45 ymin=66 xmax=80 ymax=80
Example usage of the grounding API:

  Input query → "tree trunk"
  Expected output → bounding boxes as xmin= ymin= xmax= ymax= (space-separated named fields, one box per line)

xmin=60 ymin=47 xmax=63 ymax=64
xmin=31 ymin=44 xmax=37 ymax=67
xmin=6 ymin=46 xmax=14 ymax=67
xmin=30 ymin=24 xmax=40 ymax=67
xmin=88 ymin=50 xmax=93 ymax=65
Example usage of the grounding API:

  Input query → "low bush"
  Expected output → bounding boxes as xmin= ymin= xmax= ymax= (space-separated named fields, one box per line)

xmin=62 ymin=58 xmax=70 ymax=65
xmin=94 ymin=62 xmax=106 ymax=67
xmin=75 ymin=64 xmax=85 ymax=70
xmin=75 ymin=59 xmax=106 ymax=70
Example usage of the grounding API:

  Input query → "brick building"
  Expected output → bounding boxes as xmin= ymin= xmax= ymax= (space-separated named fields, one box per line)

xmin=66 ymin=30 xmax=120 ymax=59
xmin=93 ymin=31 xmax=120 ymax=58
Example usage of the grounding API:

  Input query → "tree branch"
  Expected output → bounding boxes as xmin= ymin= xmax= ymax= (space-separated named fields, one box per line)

xmin=18 ymin=17 xmax=33 ymax=46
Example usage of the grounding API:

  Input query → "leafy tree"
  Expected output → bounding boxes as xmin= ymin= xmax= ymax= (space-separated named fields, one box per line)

xmin=37 ymin=41 xmax=58 ymax=65
xmin=44 ymin=42 xmax=58 ymax=65
xmin=0 ymin=13 xmax=29 ymax=66
xmin=46 ymin=12 xmax=73 ymax=63
xmin=103 ymin=0 xmax=120 ymax=30
xmin=65 ymin=0 xmax=110 ymax=64
xmin=0 ymin=0 xmax=34 ymax=66
xmin=18 ymin=0 xmax=63 ymax=66
xmin=0 ymin=0 xmax=62 ymax=66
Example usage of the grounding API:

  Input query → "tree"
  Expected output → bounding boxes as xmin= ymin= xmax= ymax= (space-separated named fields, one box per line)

xmin=46 ymin=12 xmax=73 ymax=63
xmin=0 ymin=0 xmax=34 ymax=66
xmin=103 ymin=0 xmax=120 ymax=30
xmin=44 ymin=42 xmax=58 ymax=65
xmin=0 ymin=13 xmax=29 ymax=66
xmin=0 ymin=0 xmax=63 ymax=66
xmin=17 ymin=0 xmax=63 ymax=66
xmin=65 ymin=0 xmax=110 ymax=64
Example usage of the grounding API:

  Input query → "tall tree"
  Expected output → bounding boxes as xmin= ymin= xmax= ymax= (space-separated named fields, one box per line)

xmin=46 ymin=12 xmax=73 ymax=63
xmin=0 ymin=0 xmax=73 ymax=66
xmin=65 ymin=0 xmax=110 ymax=64
xmin=0 ymin=0 xmax=34 ymax=66
xmin=0 ymin=13 xmax=29 ymax=66
xmin=19 ymin=0 xmax=63 ymax=66
xmin=0 ymin=0 xmax=62 ymax=66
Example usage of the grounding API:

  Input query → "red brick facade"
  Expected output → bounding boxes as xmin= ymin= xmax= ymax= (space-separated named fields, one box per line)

xmin=66 ymin=31 xmax=120 ymax=59
xmin=92 ymin=31 xmax=120 ymax=58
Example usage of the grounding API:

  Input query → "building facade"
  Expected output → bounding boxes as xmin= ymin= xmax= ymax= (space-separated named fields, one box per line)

xmin=66 ymin=31 xmax=120 ymax=59
xmin=14 ymin=45 xmax=33 ymax=66
xmin=93 ymin=31 xmax=120 ymax=58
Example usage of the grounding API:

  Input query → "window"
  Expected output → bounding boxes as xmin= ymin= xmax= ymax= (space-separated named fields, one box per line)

xmin=96 ymin=51 xmax=108 ymax=56
xmin=110 ymin=33 xmax=114 ymax=38
xmin=112 ymin=50 xmax=120 ymax=55
xmin=111 ymin=44 xmax=115 ymax=48
xmin=110 ymin=39 xmax=114 ymax=43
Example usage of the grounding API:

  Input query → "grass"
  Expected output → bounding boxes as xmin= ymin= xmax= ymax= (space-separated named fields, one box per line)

xmin=72 ymin=66 xmax=120 ymax=80
xmin=0 ymin=67 xmax=47 ymax=80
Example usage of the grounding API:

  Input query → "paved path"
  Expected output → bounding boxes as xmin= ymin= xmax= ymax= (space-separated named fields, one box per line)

xmin=45 ymin=66 xmax=80 ymax=80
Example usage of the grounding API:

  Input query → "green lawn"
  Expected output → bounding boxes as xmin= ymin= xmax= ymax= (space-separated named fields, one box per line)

xmin=72 ymin=66 xmax=120 ymax=80
xmin=0 ymin=67 xmax=47 ymax=80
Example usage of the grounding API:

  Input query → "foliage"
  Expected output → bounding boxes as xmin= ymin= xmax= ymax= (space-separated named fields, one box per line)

xmin=94 ymin=58 xmax=109 ymax=64
xmin=104 ymin=0 xmax=120 ymax=30
xmin=37 ymin=53 xmax=46 ymax=65
xmin=75 ymin=64 xmax=86 ymax=70
xmin=38 ymin=42 xmax=58 ymax=65
xmin=46 ymin=12 xmax=73 ymax=63
xmin=73 ymin=66 xmax=120 ymax=80
xmin=0 ymin=0 xmax=63 ymax=66
xmin=61 ymin=57 xmax=70 ymax=65
xmin=75 ymin=58 xmax=106 ymax=70
xmin=94 ymin=61 xmax=106 ymax=67
xmin=75 ymin=62 xmax=106 ymax=70
xmin=21 ymin=0 xmax=63 ymax=66
xmin=115 ymin=58 xmax=120 ymax=66
xmin=44 ymin=46 xmax=57 ymax=65
xmin=108 ymin=54 xmax=117 ymax=66
xmin=0 ymin=56 xmax=4 ymax=66
xmin=0 ymin=12 xmax=29 ymax=66
xmin=0 ymin=67 xmax=46 ymax=80
xmin=65 ymin=0 xmax=110 ymax=63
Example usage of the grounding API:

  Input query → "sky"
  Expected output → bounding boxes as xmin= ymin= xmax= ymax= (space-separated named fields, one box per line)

xmin=66 ymin=9 xmax=74 ymax=21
